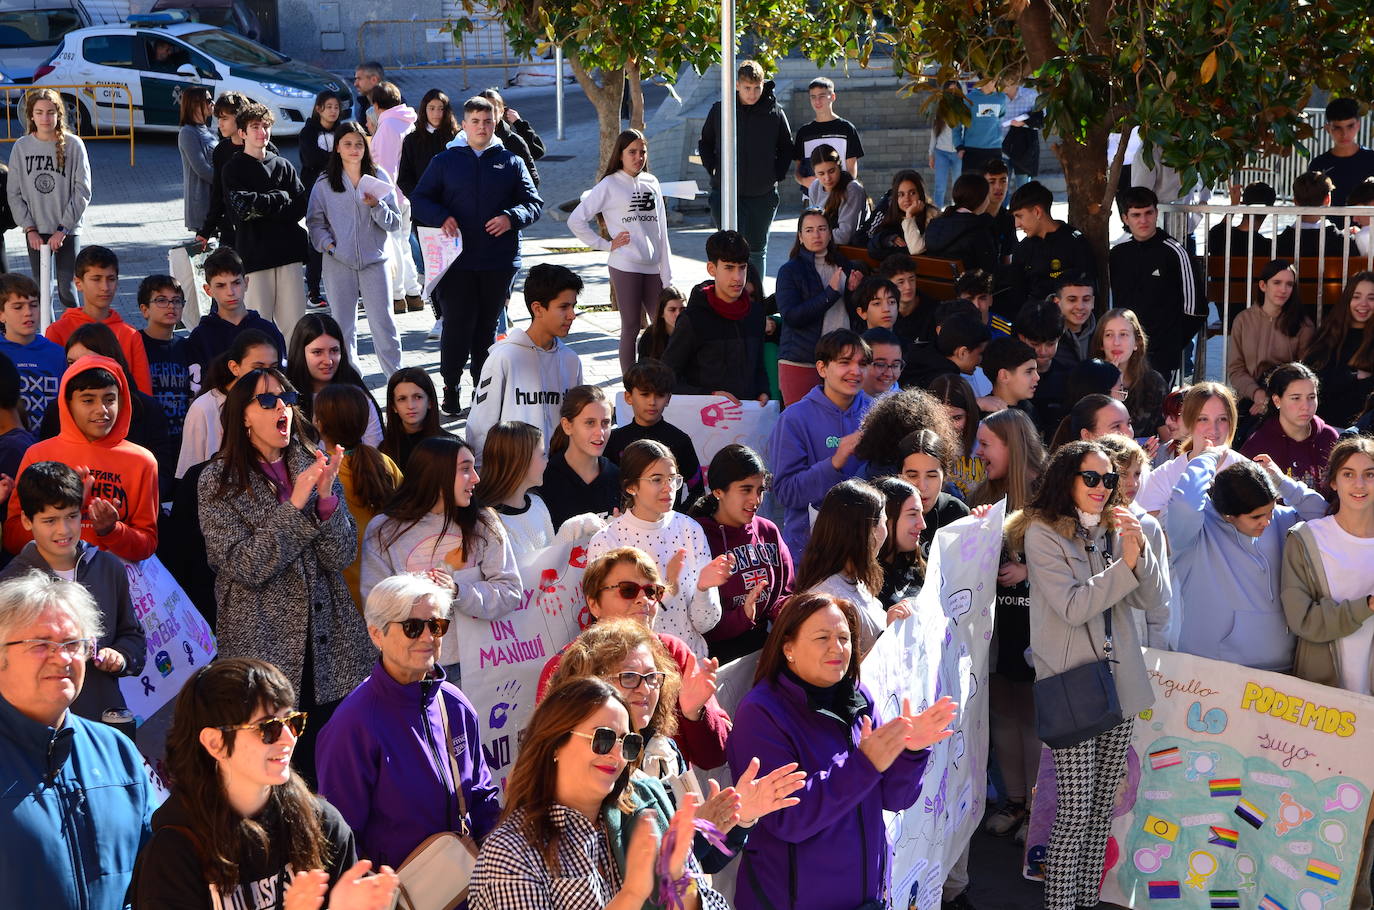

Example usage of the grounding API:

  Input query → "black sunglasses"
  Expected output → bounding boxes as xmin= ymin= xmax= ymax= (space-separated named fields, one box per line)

xmin=217 ymin=710 xmax=308 ymax=745
xmin=1076 ymin=470 xmax=1119 ymax=490
xmin=570 ymin=726 xmax=645 ymax=761
xmin=389 ymin=617 xmax=452 ymax=639
xmin=255 ymin=389 xmax=300 ymax=409
xmin=600 ymin=581 xmax=666 ymax=601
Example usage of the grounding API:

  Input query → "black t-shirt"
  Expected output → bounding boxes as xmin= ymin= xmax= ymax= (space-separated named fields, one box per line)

xmin=1308 ymin=148 xmax=1374 ymax=206
xmin=793 ymin=118 xmax=865 ymax=180
xmin=534 ymin=450 xmax=622 ymax=531
xmin=605 ymin=417 xmax=703 ymax=508
xmin=140 ymin=331 xmax=191 ymax=442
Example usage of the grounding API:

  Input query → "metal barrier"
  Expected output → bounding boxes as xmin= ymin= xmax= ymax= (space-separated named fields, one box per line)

xmin=356 ymin=18 xmax=527 ymax=86
xmin=1229 ymin=107 xmax=1374 ymax=200
xmin=1 ymin=83 xmax=135 ymax=166
xmin=1157 ymin=202 xmax=1374 ymax=380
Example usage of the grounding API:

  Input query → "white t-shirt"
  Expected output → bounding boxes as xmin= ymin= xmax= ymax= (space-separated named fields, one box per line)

xmin=1307 ymin=515 xmax=1374 ymax=694
xmin=53 ymin=567 xmax=76 ymax=582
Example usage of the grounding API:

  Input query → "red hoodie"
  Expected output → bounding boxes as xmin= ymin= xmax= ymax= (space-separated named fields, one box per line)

xmin=45 ymin=308 xmax=154 ymax=396
xmin=4 ymin=354 xmax=159 ymax=561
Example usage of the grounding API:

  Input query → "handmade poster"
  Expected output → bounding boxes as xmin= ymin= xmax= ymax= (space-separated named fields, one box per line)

xmin=1079 ymin=649 xmax=1374 ymax=909
xmin=613 ymin=394 xmax=779 ymax=481
xmin=117 ymin=555 xmax=216 ymax=725
xmin=455 ymin=534 xmax=593 ymax=795
xmin=700 ymin=650 xmax=763 ymax=907
xmin=418 ymin=225 xmax=463 ymax=300
xmin=863 ymin=500 xmax=1003 ymax=910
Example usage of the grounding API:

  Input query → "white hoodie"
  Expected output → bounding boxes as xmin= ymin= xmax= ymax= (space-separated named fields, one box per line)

xmin=465 ymin=327 xmax=584 ymax=462
xmin=568 ymin=169 xmax=673 ymax=283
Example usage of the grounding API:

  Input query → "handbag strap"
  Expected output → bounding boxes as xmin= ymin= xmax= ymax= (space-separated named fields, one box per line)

xmin=1083 ymin=529 xmax=1115 ymax=658
xmin=437 ymin=692 xmax=472 ymax=838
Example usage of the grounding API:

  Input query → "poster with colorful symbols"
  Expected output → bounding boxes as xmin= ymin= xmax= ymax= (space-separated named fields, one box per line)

xmin=1093 ymin=649 xmax=1374 ymax=910
xmin=456 ymin=533 xmax=594 ymax=796
xmin=862 ymin=501 xmax=1002 ymax=910
xmin=116 ymin=555 xmax=216 ymax=724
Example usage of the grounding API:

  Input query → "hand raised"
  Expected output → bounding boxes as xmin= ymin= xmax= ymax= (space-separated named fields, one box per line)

xmin=696 ymin=552 xmax=735 ymax=591
xmin=900 ymin=696 xmax=958 ymax=751
xmin=678 ymin=653 xmax=719 ymax=721
xmin=733 ymin=757 xmax=806 ymax=825
xmin=857 ymin=713 xmax=912 ymax=773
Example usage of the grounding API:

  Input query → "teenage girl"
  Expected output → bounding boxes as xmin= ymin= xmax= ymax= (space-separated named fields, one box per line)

xmin=1239 ymin=361 xmax=1338 ymax=489
xmin=379 ymin=367 xmax=446 ymax=470
xmin=177 ymin=328 xmax=280 ymax=478
xmin=1229 ymin=260 xmax=1315 ymax=416
xmin=479 ymin=420 xmax=604 ymax=553
xmin=533 ymin=384 xmax=622 ymax=530
xmin=897 ymin=428 xmax=971 ymax=551
xmin=1092 ymin=307 xmax=1167 ymax=440
xmin=806 ymin=143 xmax=868 ymax=245
xmin=1302 ymin=271 xmax=1374 ymax=425
xmin=637 ymin=286 xmax=684 ymax=363
xmin=867 ymin=169 xmax=937 ymax=258
xmin=298 ymin=89 xmax=342 ymax=307
xmin=1136 ymin=382 xmax=1242 ymax=517
xmin=286 ymin=313 xmax=384 ymax=447
xmin=928 ymin=373 xmax=984 ymax=497
xmin=872 ymin=475 xmax=927 ymax=607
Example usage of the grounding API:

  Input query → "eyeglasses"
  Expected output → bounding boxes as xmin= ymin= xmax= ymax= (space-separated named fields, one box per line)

xmin=1076 ymin=470 xmax=1119 ymax=490
xmin=148 ymin=295 xmax=185 ymax=309
xmin=871 ymin=359 xmax=905 ymax=374
xmin=216 ymin=710 xmax=308 ymax=745
xmin=611 ymin=670 xmax=666 ymax=690
xmin=3 ymin=638 xmax=95 ymax=660
xmin=569 ymin=727 xmax=644 ymax=761
xmin=254 ymin=390 xmax=299 ymax=410
xmin=388 ymin=617 xmax=452 ymax=639
xmin=600 ymin=582 xmax=666 ymax=601
xmin=640 ymin=473 xmax=683 ymax=491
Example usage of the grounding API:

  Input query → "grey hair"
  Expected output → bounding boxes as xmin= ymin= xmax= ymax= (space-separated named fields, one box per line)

xmin=364 ymin=573 xmax=454 ymax=632
xmin=0 ymin=570 xmax=104 ymax=645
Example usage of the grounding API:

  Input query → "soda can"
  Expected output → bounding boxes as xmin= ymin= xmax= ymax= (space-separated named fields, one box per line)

xmin=102 ymin=708 xmax=136 ymax=742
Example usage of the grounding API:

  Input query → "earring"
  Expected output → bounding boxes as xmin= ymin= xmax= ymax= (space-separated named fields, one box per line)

xmin=786 ymin=655 xmax=794 ymax=663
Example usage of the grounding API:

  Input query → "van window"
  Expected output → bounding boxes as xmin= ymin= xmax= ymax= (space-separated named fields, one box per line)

xmin=0 ymin=9 xmax=82 ymax=48
xmin=83 ymin=33 xmax=136 ymax=67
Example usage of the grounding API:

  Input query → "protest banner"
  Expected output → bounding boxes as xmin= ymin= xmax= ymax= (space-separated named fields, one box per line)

xmin=862 ymin=500 xmax=1003 ymax=910
xmin=417 ymin=226 xmax=462 ymax=300
xmin=455 ymin=534 xmax=594 ymax=795
xmin=1094 ymin=649 xmax=1374 ymax=910
xmin=117 ymin=554 xmax=216 ymax=725
xmin=613 ymin=394 xmax=779 ymax=482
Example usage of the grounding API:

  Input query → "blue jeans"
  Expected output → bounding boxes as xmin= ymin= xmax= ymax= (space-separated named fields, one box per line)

xmin=931 ymin=149 xmax=960 ymax=209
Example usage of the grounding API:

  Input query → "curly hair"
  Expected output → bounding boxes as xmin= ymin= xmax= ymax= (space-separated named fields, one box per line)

xmin=855 ymin=388 xmax=955 ymax=464
xmin=547 ymin=617 xmax=680 ymax=738
xmin=1024 ymin=440 xmax=1122 ymax=522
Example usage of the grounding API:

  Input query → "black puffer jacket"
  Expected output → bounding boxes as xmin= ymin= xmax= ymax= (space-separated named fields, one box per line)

xmin=922 ymin=210 xmax=999 ymax=274
xmin=698 ymin=81 xmax=793 ymax=196
xmin=397 ymin=127 xmax=456 ymax=211
xmin=660 ymin=281 xmax=770 ymax=401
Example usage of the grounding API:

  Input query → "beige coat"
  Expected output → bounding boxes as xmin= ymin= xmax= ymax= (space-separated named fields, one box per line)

xmin=1280 ymin=521 xmax=1374 ymax=688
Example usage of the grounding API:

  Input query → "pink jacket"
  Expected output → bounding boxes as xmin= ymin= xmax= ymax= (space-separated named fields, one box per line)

xmin=371 ymin=105 xmax=417 ymax=202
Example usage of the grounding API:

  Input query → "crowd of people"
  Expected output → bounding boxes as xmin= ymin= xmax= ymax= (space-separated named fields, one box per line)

xmin=6 ymin=57 xmax=1374 ymax=910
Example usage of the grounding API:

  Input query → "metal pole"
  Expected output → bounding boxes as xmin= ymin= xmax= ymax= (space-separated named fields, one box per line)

xmin=39 ymin=246 xmax=53 ymax=333
xmin=719 ymin=0 xmax=737 ymax=230
xmin=554 ymin=46 xmax=565 ymax=140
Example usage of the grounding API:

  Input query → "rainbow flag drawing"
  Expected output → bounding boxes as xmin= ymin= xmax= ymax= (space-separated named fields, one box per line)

xmin=1307 ymin=859 xmax=1341 ymax=885
xmin=1209 ymin=778 xmax=1243 ymax=798
xmin=1235 ymin=798 xmax=1267 ymax=829
xmin=1207 ymin=826 xmax=1239 ymax=848
xmin=1148 ymin=881 xmax=1182 ymax=900
xmin=1209 ymin=891 xmax=1241 ymax=909
xmin=1150 ymin=747 xmax=1183 ymax=770
xmin=1258 ymin=896 xmax=1289 ymax=910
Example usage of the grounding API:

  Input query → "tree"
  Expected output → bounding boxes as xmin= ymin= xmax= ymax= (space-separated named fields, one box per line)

xmin=880 ymin=0 xmax=1374 ymax=270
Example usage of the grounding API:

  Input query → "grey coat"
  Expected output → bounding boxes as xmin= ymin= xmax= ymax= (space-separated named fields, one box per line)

xmin=197 ymin=444 xmax=372 ymax=704
xmin=305 ymin=167 xmax=400 ymax=271
xmin=1019 ymin=510 xmax=1166 ymax=718
xmin=178 ymin=123 xmax=217 ymax=232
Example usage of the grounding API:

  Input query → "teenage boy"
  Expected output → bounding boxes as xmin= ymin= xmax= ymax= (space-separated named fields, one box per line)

xmin=197 ymin=91 xmax=257 ymax=249
xmin=900 ymin=310 xmax=990 ymax=389
xmin=853 ymin=276 xmax=900 ymax=331
xmin=1350 ymin=178 xmax=1374 ymax=258
xmin=0 ymin=273 xmax=64 ymax=433
xmin=879 ymin=254 xmax=938 ymax=345
xmin=1050 ymin=273 xmax=1097 ymax=372
xmin=0 ymin=460 xmax=144 ymax=723
xmin=1007 ymin=180 xmax=1097 ymax=307
xmin=1308 ymin=98 xmax=1374 ymax=206
xmin=45 ymin=246 xmax=153 ymax=395
xmin=1276 ymin=171 xmax=1351 ymax=259
xmin=861 ymin=327 xmax=904 ymax=400
xmin=950 ymin=269 xmax=1010 ymax=338
xmin=4 ymin=354 xmax=159 ymax=561
xmin=137 ymin=274 xmax=191 ymax=451
xmin=982 ymin=159 xmax=1017 ymax=262
xmin=1207 ymin=181 xmax=1275 ymax=259
xmin=661 ymin=230 xmax=770 ymax=405
xmin=979 ymin=336 xmax=1039 ymax=417
xmin=792 ymin=77 xmax=864 ymax=189
xmin=605 ymin=359 xmax=703 ymax=506
xmin=183 ymin=247 xmax=287 ymax=392
xmin=412 ymin=95 xmax=543 ymax=416
xmin=465 ymin=262 xmax=584 ymax=460
xmin=767 ymin=328 xmax=873 ymax=558
xmin=953 ymin=79 xmax=1008 ymax=174
xmin=1110 ymin=185 xmax=1207 ymax=377
xmin=698 ymin=60 xmax=793 ymax=277
xmin=1013 ymin=298 xmax=1068 ymax=440
xmin=221 ymin=103 xmax=309 ymax=340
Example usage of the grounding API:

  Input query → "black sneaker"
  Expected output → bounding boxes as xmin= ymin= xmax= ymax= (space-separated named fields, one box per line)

xmin=442 ymin=386 xmax=461 ymax=416
xmin=942 ymin=891 xmax=977 ymax=910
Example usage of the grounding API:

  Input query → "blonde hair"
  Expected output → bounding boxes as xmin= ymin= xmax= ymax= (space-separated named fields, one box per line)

xmin=1092 ymin=307 xmax=1151 ymax=389
xmin=1180 ymin=382 xmax=1238 ymax=454
xmin=24 ymin=88 xmax=68 ymax=172
xmin=970 ymin=408 xmax=1046 ymax=511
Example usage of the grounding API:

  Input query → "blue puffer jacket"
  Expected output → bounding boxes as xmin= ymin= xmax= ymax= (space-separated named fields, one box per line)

xmin=775 ymin=250 xmax=855 ymax=363
xmin=0 ymin=693 xmax=153 ymax=910
xmin=409 ymin=133 xmax=543 ymax=271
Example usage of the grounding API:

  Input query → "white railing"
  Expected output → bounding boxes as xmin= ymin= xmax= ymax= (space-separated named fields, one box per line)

xmin=1228 ymin=108 xmax=1374 ymax=200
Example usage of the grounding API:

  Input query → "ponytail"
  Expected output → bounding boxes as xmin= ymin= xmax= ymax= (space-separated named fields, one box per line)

xmin=314 ymin=384 xmax=398 ymax=511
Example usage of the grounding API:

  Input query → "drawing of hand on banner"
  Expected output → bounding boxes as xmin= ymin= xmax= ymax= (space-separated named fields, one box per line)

xmin=614 ymin=393 xmax=779 ymax=477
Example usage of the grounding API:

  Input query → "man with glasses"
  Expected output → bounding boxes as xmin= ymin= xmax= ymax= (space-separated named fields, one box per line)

xmin=0 ymin=572 xmax=154 ymax=909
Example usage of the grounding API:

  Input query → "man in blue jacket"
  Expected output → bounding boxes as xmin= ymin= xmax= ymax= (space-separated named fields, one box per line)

xmin=0 ymin=571 xmax=153 ymax=910
xmin=411 ymin=95 xmax=543 ymax=416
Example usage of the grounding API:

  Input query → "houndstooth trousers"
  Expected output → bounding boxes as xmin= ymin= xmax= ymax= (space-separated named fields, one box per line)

xmin=1044 ymin=717 xmax=1134 ymax=910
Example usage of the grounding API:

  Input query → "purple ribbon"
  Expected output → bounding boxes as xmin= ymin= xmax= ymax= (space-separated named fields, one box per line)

xmin=656 ymin=818 xmax=732 ymax=909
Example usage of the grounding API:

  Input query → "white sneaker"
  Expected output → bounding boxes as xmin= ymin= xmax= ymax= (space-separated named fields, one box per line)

xmin=428 ymin=318 xmax=443 ymax=340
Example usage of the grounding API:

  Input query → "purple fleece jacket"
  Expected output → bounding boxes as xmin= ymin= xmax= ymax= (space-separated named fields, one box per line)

xmin=726 ymin=671 xmax=929 ymax=910
xmin=766 ymin=384 xmax=872 ymax=559
xmin=315 ymin=660 xmax=501 ymax=869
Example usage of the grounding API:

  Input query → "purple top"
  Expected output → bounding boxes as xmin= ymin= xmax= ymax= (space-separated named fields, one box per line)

xmin=260 ymin=457 xmax=339 ymax=519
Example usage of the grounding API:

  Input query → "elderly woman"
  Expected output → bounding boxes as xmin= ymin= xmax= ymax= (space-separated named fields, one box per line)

xmin=316 ymin=573 xmax=501 ymax=870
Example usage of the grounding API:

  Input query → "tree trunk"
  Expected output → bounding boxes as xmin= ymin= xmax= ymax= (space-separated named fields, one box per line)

xmin=568 ymin=52 xmax=625 ymax=179
xmin=1057 ymin=125 xmax=1114 ymax=303
xmin=627 ymin=58 xmax=645 ymax=131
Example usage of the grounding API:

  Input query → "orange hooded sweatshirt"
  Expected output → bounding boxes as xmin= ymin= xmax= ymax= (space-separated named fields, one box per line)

xmin=4 ymin=354 xmax=159 ymax=561
xmin=45 ymin=308 xmax=154 ymax=396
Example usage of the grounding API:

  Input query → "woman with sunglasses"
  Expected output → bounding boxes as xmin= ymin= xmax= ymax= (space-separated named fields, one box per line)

xmin=198 ymin=367 xmax=372 ymax=784
xmin=1015 ymin=440 xmax=1167 ymax=910
xmin=316 ymin=573 xmax=501 ymax=871
xmin=728 ymin=591 xmax=957 ymax=910
xmin=538 ymin=547 xmax=732 ymax=772
xmin=471 ymin=676 xmax=723 ymax=909
xmin=135 ymin=658 xmax=399 ymax=910
xmin=588 ymin=439 xmax=733 ymax=658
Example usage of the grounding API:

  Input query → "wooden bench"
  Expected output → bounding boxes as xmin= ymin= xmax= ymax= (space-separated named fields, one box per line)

xmin=1206 ymin=255 xmax=1354 ymax=316
xmin=837 ymin=245 xmax=964 ymax=301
